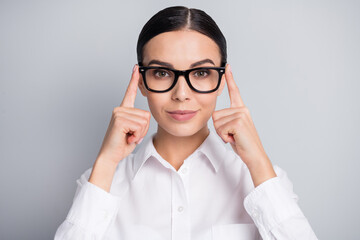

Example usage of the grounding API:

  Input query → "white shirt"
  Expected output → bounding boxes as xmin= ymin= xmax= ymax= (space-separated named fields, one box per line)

xmin=55 ymin=130 xmax=318 ymax=240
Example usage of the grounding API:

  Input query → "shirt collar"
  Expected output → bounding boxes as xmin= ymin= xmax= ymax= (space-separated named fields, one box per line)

xmin=197 ymin=130 xmax=228 ymax=172
xmin=132 ymin=130 xmax=228 ymax=180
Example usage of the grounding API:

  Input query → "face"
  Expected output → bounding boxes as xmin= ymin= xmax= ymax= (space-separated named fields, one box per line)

xmin=138 ymin=30 xmax=226 ymax=137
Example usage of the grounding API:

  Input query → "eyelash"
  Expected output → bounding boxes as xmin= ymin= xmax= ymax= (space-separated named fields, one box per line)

xmin=192 ymin=70 xmax=209 ymax=77
xmin=153 ymin=70 xmax=171 ymax=78
xmin=153 ymin=69 xmax=210 ymax=77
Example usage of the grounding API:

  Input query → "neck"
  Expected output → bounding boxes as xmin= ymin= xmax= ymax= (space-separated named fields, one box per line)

xmin=153 ymin=126 xmax=210 ymax=171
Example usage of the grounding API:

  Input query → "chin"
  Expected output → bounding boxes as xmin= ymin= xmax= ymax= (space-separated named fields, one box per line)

xmin=165 ymin=128 xmax=198 ymax=137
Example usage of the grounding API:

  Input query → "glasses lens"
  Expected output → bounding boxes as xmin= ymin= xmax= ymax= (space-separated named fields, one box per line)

xmin=189 ymin=68 xmax=219 ymax=91
xmin=145 ymin=68 xmax=175 ymax=91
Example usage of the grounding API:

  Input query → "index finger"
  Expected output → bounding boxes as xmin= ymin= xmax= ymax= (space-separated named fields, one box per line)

xmin=225 ymin=64 xmax=245 ymax=108
xmin=120 ymin=64 xmax=140 ymax=108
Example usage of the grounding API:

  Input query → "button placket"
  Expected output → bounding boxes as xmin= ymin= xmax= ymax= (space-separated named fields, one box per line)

xmin=171 ymin=171 xmax=190 ymax=240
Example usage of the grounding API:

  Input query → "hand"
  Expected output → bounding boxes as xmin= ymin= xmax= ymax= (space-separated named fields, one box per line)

xmin=212 ymin=64 xmax=272 ymax=171
xmin=96 ymin=65 xmax=151 ymax=166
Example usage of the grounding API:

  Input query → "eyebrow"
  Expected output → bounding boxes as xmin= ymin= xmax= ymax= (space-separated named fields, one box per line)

xmin=147 ymin=59 xmax=215 ymax=68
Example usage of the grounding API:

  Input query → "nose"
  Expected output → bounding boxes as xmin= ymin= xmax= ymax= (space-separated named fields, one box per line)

xmin=171 ymin=75 xmax=191 ymax=102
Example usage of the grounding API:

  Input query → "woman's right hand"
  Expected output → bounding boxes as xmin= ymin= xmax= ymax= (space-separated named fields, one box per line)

xmin=96 ymin=64 xmax=151 ymax=166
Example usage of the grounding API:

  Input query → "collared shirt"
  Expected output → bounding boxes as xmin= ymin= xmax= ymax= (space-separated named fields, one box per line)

xmin=55 ymin=130 xmax=318 ymax=240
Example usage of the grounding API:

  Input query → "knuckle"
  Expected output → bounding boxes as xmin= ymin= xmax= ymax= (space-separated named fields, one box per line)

xmin=113 ymin=106 xmax=124 ymax=114
xmin=238 ymin=112 xmax=246 ymax=118
xmin=235 ymin=118 xmax=244 ymax=126
xmin=235 ymin=112 xmax=243 ymax=118
xmin=112 ymin=107 xmax=118 ymax=114
xmin=114 ymin=111 xmax=124 ymax=118
xmin=140 ymin=118 xmax=148 ymax=126
xmin=144 ymin=111 xmax=151 ymax=119
xmin=242 ymin=107 xmax=250 ymax=114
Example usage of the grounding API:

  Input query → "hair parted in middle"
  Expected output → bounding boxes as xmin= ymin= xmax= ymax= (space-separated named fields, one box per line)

xmin=136 ymin=6 xmax=227 ymax=67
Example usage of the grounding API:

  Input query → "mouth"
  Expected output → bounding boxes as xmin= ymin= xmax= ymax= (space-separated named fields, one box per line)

xmin=166 ymin=110 xmax=198 ymax=121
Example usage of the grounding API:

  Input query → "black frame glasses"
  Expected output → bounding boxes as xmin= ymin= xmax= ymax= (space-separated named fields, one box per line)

xmin=138 ymin=64 xmax=226 ymax=93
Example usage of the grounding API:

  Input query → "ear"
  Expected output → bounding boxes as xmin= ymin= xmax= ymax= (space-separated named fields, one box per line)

xmin=138 ymin=74 xmax=147 ymax=97
xmin=216 ymin=74 xmax=226 ymax=96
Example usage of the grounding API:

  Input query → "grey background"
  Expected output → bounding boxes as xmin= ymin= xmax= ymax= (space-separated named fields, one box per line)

xmin=0 ymin=0 xmax=359 ymax=239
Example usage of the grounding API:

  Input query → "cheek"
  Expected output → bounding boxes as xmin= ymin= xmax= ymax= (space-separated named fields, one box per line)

xmin=197 ymin=95 xmax=218 ymax=116
xmin=146 ymin=94 xmax=166 ymax=118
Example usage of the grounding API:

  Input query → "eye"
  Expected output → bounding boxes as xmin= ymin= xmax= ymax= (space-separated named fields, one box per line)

xmin=193 ymin=69 xmax=210 ymax=78
xmin=153 ymin=70 xmax=171 ymax=78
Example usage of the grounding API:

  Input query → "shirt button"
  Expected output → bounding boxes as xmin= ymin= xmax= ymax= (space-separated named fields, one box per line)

xmin=178 ymin=206 xmax=184 ymax=213
xmin=181 ymin=168 xmax=188 ymax=174
xmin=252 ymin=209 xmax=258 ymax=218
xmin=102 ymin=211 xmax=109 ymax=220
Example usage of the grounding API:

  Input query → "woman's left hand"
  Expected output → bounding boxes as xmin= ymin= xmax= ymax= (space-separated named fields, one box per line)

xmin=212 ymin=64 xmax=276 ymax=186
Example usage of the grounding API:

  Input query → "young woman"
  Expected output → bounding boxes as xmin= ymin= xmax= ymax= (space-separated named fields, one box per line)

xmin=55 ymin=6 xmax=318 ymax=240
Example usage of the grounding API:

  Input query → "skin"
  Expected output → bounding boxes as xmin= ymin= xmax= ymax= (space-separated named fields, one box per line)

xmin=138 ymin=30 xmax=225 ymax=170
xmin=89 ymin=29 xmax=276 ymax=192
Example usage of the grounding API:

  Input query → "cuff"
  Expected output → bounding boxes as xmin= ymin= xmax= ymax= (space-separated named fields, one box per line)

xmin=65 ymin=181 xmax=122 ymax=236
xmin=243 ymin=176 xmax=304 ymax=236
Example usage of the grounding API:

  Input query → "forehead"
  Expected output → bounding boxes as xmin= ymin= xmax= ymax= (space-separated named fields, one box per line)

xmin=142 ymin=30 xmax=222 ymax=68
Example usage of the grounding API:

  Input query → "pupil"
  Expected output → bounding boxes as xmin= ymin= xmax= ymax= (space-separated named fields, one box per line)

xmin=159 ymin=71 xmax=166 ymax=77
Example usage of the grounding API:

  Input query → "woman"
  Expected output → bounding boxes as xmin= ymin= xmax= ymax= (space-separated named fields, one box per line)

xmin=55 ymin=6 xmax=318 ymax=240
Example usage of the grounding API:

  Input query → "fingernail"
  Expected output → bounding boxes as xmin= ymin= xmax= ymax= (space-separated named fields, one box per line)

xmin=137 ymin=137 xmax=144 ymax=144
xmin=132 ymin=64 xmax=137 ymax=72
xmin=228 ymin=64 xmax=232 ymax=73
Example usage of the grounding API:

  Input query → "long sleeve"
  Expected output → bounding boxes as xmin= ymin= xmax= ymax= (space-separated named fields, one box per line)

xmin=243 ymin=167 xmax=318 ymax=240
xmin=54 ymin=168 xmax=122 ymax=240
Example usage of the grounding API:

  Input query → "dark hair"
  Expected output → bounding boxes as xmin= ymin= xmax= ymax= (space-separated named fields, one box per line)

xmin=136 ymin=6 xmax=227 ymax=67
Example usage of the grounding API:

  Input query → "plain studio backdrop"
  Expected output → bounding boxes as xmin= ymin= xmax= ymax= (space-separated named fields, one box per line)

xmin=0 ymin=0 xmax=359 ymax=239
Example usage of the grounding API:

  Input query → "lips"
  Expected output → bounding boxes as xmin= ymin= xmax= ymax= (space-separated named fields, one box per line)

xmin=167 ymin=110 xmax=198 ymax=121
xmin=167 ymin=110 xmax=197 ymax=114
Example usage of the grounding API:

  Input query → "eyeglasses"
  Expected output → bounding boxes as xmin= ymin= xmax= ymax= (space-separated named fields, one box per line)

xmin=138 ymin=65 xmax=225 ymax=93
